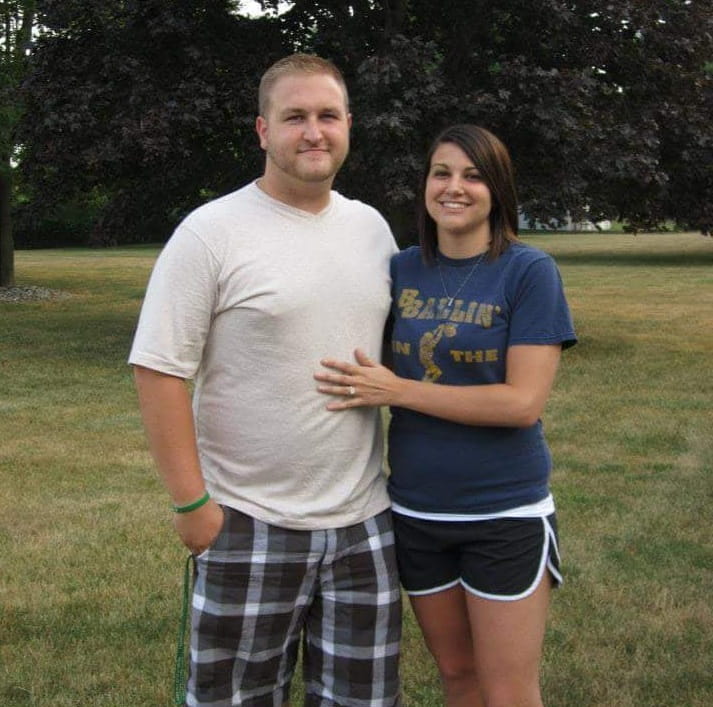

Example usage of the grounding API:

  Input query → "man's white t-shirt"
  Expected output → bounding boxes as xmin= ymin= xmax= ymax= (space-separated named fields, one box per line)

xmin=129 ymin=181 xmax=398 ymax=529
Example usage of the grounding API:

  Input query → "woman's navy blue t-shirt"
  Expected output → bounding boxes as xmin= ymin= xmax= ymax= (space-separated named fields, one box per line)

xmin=387 ymin=243 xmax=577 ymax=515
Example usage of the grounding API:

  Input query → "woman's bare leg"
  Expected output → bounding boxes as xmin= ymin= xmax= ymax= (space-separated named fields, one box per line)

xmin=465 ymin=575 xmax=551 ymax=707
xmin=409 ymin=585 xmax=484 ymax=707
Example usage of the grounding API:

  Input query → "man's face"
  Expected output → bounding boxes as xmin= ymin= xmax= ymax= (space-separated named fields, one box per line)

xmin=256 ymin=73 xmax=351 ymax=188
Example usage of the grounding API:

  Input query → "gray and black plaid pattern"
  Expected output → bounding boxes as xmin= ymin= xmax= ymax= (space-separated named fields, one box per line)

xmin=187 ymin=507 xmax=401 ymax=707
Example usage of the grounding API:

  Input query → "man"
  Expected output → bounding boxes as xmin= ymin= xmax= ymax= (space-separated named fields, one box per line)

xmin=129 ymin=54 xmax=401 ymax=706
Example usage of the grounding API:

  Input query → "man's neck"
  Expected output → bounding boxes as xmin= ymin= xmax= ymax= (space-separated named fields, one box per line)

xmin=257 ymin=175 xmax=333 ymax=214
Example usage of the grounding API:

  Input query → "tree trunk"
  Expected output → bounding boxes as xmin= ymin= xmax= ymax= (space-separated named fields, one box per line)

xmin=0 ymin=168 xmax=14 ymax=287
xmin=0 ymin=2 xmax=35 ymax=287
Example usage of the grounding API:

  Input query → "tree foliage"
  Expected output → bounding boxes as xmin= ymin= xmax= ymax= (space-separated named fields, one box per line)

xmin=15 ymin=0 xmax=713 ymax=247
xmin=264 ymin=0 xmax=713 ymax=234
xmin=20 ymin=0 xmax=284 ymax=244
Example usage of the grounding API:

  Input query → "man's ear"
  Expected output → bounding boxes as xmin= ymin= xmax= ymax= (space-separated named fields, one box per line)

xmin=256 ymin=115 xmax=268 ymax=150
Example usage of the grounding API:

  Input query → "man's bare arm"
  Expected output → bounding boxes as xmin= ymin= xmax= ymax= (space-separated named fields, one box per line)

xmin=133 ymin=365 xmax=224 ymax=554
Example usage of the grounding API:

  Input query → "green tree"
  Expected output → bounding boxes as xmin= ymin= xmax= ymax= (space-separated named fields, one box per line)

xmin=20 ymin=0 xmax=284 ymax=244
xmin=268 ymin=0 xmax=713 ymax=235
xmin=1 ymin=0 xmax=35 ymax=286
xmin=16 ymin=0 xmax=713 ymax=245
xmin=394 ymin=0 xmax=713 ymax=230
xmin=562 ymin=0 xmax=713 ymax=230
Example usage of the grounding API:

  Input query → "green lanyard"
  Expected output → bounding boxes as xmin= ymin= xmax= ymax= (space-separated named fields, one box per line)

xmin=174 ymin=554 xmax=194 ymax=706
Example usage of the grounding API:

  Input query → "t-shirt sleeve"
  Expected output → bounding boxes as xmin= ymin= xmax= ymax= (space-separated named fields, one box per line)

xmin=128 ymin=225 xmax=220 ymax=378
xmin=507 ymin=254 xmax=577 ymax=349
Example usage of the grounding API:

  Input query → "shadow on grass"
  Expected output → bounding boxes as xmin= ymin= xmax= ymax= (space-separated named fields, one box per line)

xmin=2 ymin=307 xmax=139 ymax=368
xmin=551 ymin=251 xmax=713 ymax=267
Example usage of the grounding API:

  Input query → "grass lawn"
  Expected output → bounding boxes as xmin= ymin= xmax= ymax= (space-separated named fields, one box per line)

xmin=1 ymin=232 xmax=712 ymax=706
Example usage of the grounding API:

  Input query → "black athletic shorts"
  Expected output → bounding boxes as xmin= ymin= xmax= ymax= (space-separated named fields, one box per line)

xmin=393 ymin=512 xmax=562 ymax=600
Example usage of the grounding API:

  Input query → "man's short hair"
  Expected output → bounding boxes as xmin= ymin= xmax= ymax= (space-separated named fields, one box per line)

xmin=258 ymin=53 xmax=349 ymax=116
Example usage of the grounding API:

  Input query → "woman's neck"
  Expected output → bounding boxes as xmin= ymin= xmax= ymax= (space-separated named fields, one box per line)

xmin=437 ymin=227 xmax=490 ymax=259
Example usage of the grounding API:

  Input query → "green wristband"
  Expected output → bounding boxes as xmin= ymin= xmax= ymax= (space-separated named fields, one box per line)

xmin=173 ymin=492 xmax=210 ymax=514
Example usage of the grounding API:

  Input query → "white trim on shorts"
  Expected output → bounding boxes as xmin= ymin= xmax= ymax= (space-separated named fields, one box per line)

xmin=407 ymin=578 xmax=461 ymax=597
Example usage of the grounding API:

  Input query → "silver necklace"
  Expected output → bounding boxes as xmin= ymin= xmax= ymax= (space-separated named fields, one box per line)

xmin=437 ymin=252 xmax=486 ymax=307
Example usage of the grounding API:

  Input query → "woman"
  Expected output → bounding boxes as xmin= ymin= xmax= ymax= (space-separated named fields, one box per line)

xmin=315 ymin=124 xmax=576 ymax=706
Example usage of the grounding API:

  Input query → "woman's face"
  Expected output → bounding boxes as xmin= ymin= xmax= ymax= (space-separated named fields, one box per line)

xmin=425 ymin=142 xmax=492 ymax=238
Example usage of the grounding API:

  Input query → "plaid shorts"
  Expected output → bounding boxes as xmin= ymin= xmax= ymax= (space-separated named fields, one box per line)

xmin=187 ymin=507 xmax=402 ymax=707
